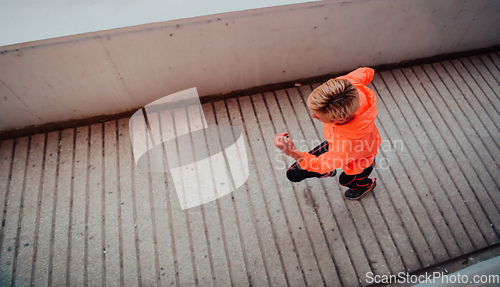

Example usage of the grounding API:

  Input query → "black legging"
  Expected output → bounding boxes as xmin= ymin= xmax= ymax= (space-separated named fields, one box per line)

xmin=286 ymin=140 xmax=331 ymax=182
xmin=338 ymin=159 xmax=375 ymax=189
xmin=286 ymin=140 xmax=375 ymax=188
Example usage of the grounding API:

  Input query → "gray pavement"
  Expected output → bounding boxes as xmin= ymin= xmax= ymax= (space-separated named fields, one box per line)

xmin=1 ymin=52 xmax=500 ymax=286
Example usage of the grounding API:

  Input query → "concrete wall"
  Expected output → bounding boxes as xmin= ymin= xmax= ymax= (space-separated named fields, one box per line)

xmin=1 ymin=0 xmax=499 ymax=133
xmin=0 ymin=0 xmax=319 ymax=46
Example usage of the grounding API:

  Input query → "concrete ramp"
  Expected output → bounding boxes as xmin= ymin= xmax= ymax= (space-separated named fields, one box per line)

xmin=0 ymin=52 xmax=499 ymax=286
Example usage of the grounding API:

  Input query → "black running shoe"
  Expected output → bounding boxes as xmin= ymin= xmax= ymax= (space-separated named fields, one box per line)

xmin=345 ymin=178 xmax=376 ymax=200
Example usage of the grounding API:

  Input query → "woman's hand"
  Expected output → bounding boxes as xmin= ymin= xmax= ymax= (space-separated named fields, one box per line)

xmin=274 ymin=133 xmax=305 ymax=163
xmin=274 ymin=132 xmax=295 ymax=155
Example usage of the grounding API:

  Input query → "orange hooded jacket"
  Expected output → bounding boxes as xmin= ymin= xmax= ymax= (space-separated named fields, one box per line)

xmin=298 ymin=67 xmax=381 ymax=175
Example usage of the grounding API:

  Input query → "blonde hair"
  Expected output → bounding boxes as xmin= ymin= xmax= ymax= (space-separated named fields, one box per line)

xmin=307 ymin=78 xmax=359 ymax=119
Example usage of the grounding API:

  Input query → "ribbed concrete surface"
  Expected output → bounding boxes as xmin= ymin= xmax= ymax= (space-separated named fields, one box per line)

xmin=0 ymin=52 xmax=500 ymax=286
